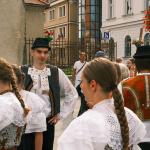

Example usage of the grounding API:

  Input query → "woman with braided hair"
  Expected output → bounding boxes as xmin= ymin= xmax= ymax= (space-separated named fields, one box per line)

xmin=57 ymin=58 xmax=146 ymax=150
xmin=11 ymin=64 xmax=47 ymax=150
xmin=0 ymin=58 xmax=31 ymax=150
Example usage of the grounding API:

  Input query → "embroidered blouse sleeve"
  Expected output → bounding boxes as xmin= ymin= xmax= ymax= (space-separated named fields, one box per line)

xmin=57 ymin=68 xmax=78 ymax=121
xmin=0 ymin=97 xmax=14 ymax=131
xmin=20 ymin=91 xmax=47 ymax=133
xmin=57 ymin=111 xmax=108 ymax=150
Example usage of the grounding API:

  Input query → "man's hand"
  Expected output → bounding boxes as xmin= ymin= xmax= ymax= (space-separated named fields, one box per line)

xmin=48 ymin=115 xmax=60 ymax=125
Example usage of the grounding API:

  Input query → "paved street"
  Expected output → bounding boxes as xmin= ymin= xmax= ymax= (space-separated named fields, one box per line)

xmin=53 ymin=96 xmax=81 ymax=150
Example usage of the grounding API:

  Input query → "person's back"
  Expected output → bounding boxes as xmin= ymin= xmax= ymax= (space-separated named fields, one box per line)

xmin=121 ymin=46 xmax=150 ymax=150
xmin=58 ymin=99 xmax=145 ymax=150
xmin=57 ymin=58 xmax=146 ymax=150
xmin=0 ymin=58 xmax=30 ymax=149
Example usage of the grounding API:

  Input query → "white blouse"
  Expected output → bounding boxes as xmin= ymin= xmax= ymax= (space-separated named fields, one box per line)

xmin=29 ymin=67 xmax=78 ymax=121
xmin=0 ymin=92 xmax=30 ymax=131
xmin=57 ymin=99 xmax=146 ymax=150
xmin=20 ymin=90 xmax=47 ymax=133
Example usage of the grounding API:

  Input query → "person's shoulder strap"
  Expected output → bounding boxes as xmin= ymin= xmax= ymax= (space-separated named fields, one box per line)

xmin=76 ymin=61 xmax=86 ymax=75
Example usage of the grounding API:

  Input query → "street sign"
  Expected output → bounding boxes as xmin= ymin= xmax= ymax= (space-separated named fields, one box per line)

xmin=103 ymin=32 xmax=109 ymax=39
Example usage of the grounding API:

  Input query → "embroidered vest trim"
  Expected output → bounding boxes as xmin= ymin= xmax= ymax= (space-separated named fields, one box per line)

xmin=21 ymin=64 xmax=60 ymax=117
xmin=122 ymin=75 xmax=150 ymax=121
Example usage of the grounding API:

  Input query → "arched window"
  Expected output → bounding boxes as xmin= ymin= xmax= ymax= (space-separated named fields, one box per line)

xmin=125 ymin=35 xmax=131 ymax=57
xmin=144 ymin=33 xmax=150 ymax=45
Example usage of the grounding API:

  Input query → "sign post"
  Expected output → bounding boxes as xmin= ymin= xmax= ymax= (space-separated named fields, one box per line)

xmin=102 ymin=30 xmax=110 ymax=39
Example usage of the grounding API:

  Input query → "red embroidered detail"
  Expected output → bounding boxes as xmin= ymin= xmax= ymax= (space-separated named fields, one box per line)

xmin=1 ymin=146 xmax=17 ymax=150
xmin=122 ymin=75 xmax=150 ymax=121
xmin=26 ymin=81 xmax=33 ymax=91
xmin=49 ymin=88 xmax=55 ymax=116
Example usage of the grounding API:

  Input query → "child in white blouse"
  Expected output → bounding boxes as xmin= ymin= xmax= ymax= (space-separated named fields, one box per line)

xmin=12 ymin=64 xmax=47 ymax=150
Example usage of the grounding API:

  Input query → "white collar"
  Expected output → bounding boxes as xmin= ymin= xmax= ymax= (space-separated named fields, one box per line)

xmin=92 ymin=99 xmax=113 ymax=110
xmin=137 ymin=73 xmax=150 ymax=76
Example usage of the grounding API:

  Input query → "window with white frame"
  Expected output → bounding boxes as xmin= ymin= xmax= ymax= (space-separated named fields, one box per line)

xmin=125 ymin=35 xmax=131 ymax=57
xmin=145 ymin=0 xmax=150 ymax=10
xmin=59 ymin=5 xmax=66 ymax=18
xmin=144 ymin=33 xmax=150 ymax=45
xmin=109 ymin=0 xmax=114 ymax=18
xmin=50 ymin=29 xmax=55 ymax=39
xmin=59 ymin=27 xmax=66 ymax=38
xmin=44 ymin=12 xmax=46 ymax=22
xmin=49 ymin=8 xmax=55 ymax=20
xmin=126 ymin=0 xmax=132 ymax=14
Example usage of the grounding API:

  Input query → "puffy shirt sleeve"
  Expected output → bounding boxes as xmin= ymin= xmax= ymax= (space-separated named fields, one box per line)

xmin=57 ymin=68 xmax=78 ymax=122
xmin=20 ymin=90 xmax=47 ymax=133
xmin=0 ymin=96 xmax=14 ymax=131
xmin=0 ymin=94 xmax=28 ymax=131
xmin=57 ymin=110 xmax=108 ymax=150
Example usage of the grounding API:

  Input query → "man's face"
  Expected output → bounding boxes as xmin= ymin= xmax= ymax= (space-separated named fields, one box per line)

xmin=31 ymin=48 xmax=49 ymax=65
xmin=80 ymin=54 xmax=86 ymax=61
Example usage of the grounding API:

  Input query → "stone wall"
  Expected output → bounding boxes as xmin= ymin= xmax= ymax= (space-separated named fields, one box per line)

xmin=0 ymin=0 xmax=26 ymax=65
xmin=26 ymin=6 xmax=45 ymax=39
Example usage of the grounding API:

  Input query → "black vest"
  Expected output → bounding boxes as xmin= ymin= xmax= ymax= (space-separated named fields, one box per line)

xmin=21 ymin=64 xmax=60 ymax=117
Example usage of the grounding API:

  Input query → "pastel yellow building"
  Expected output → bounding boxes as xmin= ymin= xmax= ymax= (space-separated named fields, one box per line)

xmin=44 ymin=0 xmax=77 ymax=42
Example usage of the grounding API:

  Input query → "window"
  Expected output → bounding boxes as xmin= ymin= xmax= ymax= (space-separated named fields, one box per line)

xmin=125 ymin=35 xmax=131 ymax=57
xmin=144 ymin=33 xmax=150 ymax=45
xmin=109 ymin=0 xmax=114 ymax=18
xmin=44 ymin=12 xmax=46 ymax=22
xmin=50 ymin=29 xmax=55 ymax=39
xmin=49 ymin=9 xmax=55 ymax=20
xmin=145 ymin=0 xmax=150 ymax=10
xmin=59 ymin=27 xmax=66 ymax=38
xmin=126 ymin=0 xmax=132 ymax=14
xmin=59 ymin=5 xmax=66 ymax=18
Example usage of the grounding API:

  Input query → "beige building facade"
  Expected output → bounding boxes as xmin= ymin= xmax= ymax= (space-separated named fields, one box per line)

xmin=44 ymin=0 xmax=77 ymax=42
xmin=0 ymin=0 xmax=26 ymax=65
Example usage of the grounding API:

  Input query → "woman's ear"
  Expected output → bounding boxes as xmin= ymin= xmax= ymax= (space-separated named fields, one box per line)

xmin=91 ymin=80 xmax=97 ymax=92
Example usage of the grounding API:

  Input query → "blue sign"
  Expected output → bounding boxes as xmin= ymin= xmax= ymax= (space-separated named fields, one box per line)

xmin=104 ymin=32 xmax=109 ymax=39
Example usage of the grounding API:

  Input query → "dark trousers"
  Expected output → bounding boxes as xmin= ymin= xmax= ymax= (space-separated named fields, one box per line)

xmin=138 ymin=142 xmax=150 ymax=150
xmin=42 ymin=118 xmax=55 ymax=150
xmin=17 ymin=118 xmax=55 ymax=150
xmin=17 ymin=133 xmax=35 ymax=150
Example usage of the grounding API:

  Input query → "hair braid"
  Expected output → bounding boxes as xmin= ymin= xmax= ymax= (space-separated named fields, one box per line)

xmin=112 ymin=88 xmax=129 ymax=150
xmin=11 ymin=76 xmax=31 ymax=117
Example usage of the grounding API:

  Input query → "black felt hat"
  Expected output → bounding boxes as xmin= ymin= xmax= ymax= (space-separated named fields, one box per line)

xmin=133 ymin=46 xmax=150 ymax=59
xmin=31 ymin=38 xmax=51 ymax=51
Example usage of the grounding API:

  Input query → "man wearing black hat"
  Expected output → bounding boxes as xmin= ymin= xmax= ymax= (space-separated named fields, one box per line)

xmin=118 ymin=46 xmax=150 ymax=150
xmin=20 ymin=38 xmax=78 ymax=150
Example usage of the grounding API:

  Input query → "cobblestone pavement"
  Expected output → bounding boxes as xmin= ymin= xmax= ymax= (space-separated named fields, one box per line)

xmin=53 ymin=97 xmax=81 ymax=150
